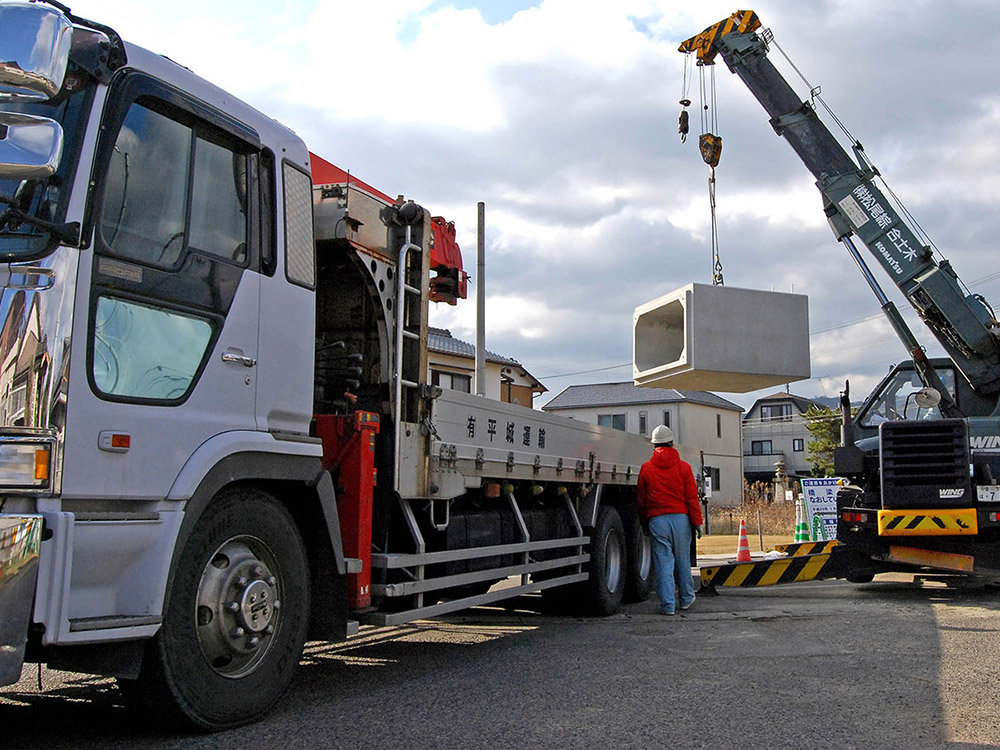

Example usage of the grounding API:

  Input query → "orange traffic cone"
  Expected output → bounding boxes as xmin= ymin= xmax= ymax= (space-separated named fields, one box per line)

xmin=735 ymin=519 xmax=752 ymax=562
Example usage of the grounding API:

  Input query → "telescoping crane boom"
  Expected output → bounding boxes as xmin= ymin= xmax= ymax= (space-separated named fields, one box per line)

xmin=679 ymin=11 xmax=1000 ymax=414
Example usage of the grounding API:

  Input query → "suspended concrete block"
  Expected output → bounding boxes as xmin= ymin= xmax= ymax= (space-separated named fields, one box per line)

xmin=633 ymin=283 xmax=810 ymax=393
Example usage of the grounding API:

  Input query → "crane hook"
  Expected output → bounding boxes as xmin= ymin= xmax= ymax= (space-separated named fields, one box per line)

xmin=678 ymin=98 xmax=691 ymax=143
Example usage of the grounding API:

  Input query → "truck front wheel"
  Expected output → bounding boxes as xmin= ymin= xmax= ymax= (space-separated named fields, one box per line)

xmin=126 ymin=488 xmax=310 ymax=730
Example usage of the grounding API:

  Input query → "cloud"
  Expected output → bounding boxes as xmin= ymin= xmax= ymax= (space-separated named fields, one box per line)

xmin=68 ymin=0 xmax=1000 ymax=412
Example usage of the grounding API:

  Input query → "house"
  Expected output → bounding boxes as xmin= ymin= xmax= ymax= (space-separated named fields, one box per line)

xmin=742 ymin=391 xmax=827 ymax=485
xmin=427 ymin=328 xmax=546 ymax=407
xmin=541 ymin=382 xmax=744 ymax=506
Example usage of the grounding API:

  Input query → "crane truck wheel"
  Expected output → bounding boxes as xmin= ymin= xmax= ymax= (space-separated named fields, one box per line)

xmin=619 ymin=504 xmax=654 ymax=603
xmin=583 ymin=505 xmax=626 ymax=615
xmin=124 ymin=488 xmax=310 ymax=730
xmin=846 ymin=568 xmax=876 ymax=584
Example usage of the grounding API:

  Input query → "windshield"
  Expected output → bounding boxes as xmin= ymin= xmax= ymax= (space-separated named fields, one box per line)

xmin=858 ymin=366 xmax=957 ymax=427
xmin=0 ymin=69 xmax=94 ymax=259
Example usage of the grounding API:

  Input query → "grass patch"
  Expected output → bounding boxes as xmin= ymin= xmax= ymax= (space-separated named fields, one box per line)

xmin=706 ymin=481 xmax=796 ymax=540
xmin=696 ymin=534 xmax=793 ymax=556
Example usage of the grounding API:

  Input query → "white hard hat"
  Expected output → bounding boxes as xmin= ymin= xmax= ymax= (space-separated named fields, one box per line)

xmin=651 ymin=425 xmax=674 ymax=445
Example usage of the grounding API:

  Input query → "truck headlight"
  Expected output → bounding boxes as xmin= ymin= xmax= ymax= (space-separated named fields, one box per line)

xmin=0 ymin=440 xmax=52 ymax=489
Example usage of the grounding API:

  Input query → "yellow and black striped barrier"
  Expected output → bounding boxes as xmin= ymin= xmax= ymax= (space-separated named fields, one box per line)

xmin=773 ymin=540 xmax=840 ymax=557
xmin=700 ymin=545 xmax=847 ymax=592
xmin=876 ymin=508 xmax=977 ymax=536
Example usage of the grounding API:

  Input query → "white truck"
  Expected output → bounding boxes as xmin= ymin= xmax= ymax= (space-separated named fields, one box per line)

xmin=0 ymin=1 xmax=657 ymax=729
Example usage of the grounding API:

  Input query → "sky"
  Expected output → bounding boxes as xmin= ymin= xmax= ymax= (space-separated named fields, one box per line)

xmin=67 ymin=0 xmax=1000 ymax=411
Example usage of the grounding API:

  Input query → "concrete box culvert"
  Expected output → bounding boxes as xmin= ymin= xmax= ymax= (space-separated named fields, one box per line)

xmin=632 ymin=282 xmax=811 ymax=393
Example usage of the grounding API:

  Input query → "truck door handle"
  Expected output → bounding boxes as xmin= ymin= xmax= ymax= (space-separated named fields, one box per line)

xmin=221 ymin=349 xmax=257 ymax=368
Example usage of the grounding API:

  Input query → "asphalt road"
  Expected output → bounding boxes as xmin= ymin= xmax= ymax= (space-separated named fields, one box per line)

xmin=2 ymin=573 xmax=999 ymax=749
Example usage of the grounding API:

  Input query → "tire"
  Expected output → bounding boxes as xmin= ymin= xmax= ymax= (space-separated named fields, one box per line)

xmin=842 ymin=545 xmax=877 ymax=584
xmin=583 ymin=505 xmax=626 ymax=616
xmin=127 ymin=488 xmax=310 ymax=730
xmin=846 ymin=568 xmax=876 ymax=584
xmin=620 ymin=505 xmax=654 ymax=603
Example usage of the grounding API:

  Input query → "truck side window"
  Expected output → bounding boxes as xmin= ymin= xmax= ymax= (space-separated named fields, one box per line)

xmin=282 ymin=162 xmax=314 ymax=288
xmin=858 ymin=367 xmax=957 ymax=427
xmin=258 ymin=149 xmax=276 ymax=276
xmin=101 ymin=103 xmax=190 ymax=267
xmin=92 ymin=296 xmax=213 ymax=401
xmin=190 ymin=133 xmax=248 ymax=263
xmin=100 ymin=100 xmax=249 ymax=268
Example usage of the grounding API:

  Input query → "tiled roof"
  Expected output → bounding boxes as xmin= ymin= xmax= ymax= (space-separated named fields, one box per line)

xmin=428 ymin=327 xmax=518 ymax=366
xmin=542 ymin=381 xmax=742 ymax=412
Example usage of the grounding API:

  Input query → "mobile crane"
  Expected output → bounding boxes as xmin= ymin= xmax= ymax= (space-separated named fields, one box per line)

xmin=682 ymin=12 xmax=1000 ymax=584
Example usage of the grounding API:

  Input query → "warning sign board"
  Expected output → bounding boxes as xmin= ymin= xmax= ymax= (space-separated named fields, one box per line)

xmin=800 ymin=477 xmax=840 ymax=542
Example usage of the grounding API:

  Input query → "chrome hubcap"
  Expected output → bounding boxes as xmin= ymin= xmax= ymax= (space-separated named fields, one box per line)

xmin=604 ymin=531 xmax=623 ymax=593
xmin=638 ymin=532 xmax=652 ymax=581
xmin=195 ymin=537 xmax=280 ymax=678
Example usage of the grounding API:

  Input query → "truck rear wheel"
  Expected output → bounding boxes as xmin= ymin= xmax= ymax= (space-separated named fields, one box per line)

xmin=620 ymin=505 xmax=653 ymax=602
xmin=126 ymin=488 xmax=310 ymax=730
xmin=583 ymin=505 xmax=626 ymax=615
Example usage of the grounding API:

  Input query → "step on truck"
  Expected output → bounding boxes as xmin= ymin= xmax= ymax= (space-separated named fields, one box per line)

xmin=0 ymin=2 xmax=655 ymax=729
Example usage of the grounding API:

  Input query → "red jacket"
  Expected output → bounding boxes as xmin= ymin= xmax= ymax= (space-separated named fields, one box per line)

xmin=637 ymin=446 xmax=703 ymax=525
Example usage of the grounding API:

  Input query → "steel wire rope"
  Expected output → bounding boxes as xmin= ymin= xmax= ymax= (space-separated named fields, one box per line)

xmin=698 ymin=62 xmax=724 ymax=285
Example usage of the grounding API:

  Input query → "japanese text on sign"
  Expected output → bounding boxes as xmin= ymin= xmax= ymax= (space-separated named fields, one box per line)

xmin=801 ymin=477 xmax=840 ymax=542
xmin=466 ymin=413 xmax=547 ymax=449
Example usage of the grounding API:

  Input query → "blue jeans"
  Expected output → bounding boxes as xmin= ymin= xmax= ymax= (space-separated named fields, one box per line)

xmin=648 ymin=513 xmax=695 ymax=613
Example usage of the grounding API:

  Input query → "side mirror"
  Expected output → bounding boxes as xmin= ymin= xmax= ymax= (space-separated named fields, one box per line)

xmin=913 ymin=387 xmax=941 ymax=410
xmin=0 ymin=2 xmax=73 ymax=101
xmin=0 ymin=112 xmax=63 ymax=179
xmin=0 ymin=2 xmax=73 ymax=180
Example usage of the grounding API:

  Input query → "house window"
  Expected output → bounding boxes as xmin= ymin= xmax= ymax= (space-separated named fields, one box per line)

xmin=432 ymin=371 xmax=472 ymax=393
xmin=716 ymin=413 xmax=722 ymax=438
xmin=707 ymin=466 xmax=721 ymax=492
xmin=751 ymin=440 xmax=773 ymax=455
xmin=760 ymin=403 xmax=792 ymax=422
xmin=793 ymin=438 xmax=804 ymax=452
xmin=598 ymin=414 xmax=626 ymax=431
xmin=639 ymin=411 xmax=648 ymax=435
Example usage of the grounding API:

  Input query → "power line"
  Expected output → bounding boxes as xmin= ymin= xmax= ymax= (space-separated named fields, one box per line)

xmin=539 ymin=362 xmax=631 ymax=380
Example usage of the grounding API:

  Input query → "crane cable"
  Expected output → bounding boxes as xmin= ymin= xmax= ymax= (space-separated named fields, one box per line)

xmin=702 ymin=63 xmax=723 ymax=286
xmin=769 ymin=34 xmax=979 ymax=305
xmin=679 ymin=56 xmax=724 ymax=285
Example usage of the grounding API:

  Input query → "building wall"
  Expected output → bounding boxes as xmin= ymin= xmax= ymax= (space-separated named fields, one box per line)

xmin=427 ymin=351 xmax=502 ymax=400
xmin=502 ymin=381 xmax=536 ymax=407
xmin=742 ymin=402 xmax=815 ymax=478
xmin=545 ymin=401 xmax=744 ymax=507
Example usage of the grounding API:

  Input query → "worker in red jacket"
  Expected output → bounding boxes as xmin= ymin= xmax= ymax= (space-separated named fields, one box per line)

xmin=637 ymin=425 xmax=703 ymax=615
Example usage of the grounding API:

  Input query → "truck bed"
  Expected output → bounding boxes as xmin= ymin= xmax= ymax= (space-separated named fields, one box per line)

xmin=411 ymin=389 xmax=652 ymax=500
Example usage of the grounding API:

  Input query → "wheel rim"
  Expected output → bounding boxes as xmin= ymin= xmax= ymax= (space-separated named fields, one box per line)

xmin=194 ymin=535 xmax=282 ymax=679
xmin=638 ymin=532 xmax=652 ymax=581
xmin=604 ymin=530 xmax=623 ymax=594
